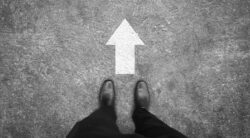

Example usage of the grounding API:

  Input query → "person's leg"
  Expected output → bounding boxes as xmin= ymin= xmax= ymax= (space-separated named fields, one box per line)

xmin=67 ymin=105 xmax=121 ymax=138
xmin=132 ymin=107 xmax=187 ymax=138
xmin=67 ymin=79 xmax=123 ymax=138
xmin=132 ymin=80 xmax=187 ymax=138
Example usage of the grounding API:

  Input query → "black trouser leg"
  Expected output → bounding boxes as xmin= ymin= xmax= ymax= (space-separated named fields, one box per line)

xmin=132 ymin=108 xmax=188 ymax=138
xmin=67 ymin=106 xmax=122 ymax=138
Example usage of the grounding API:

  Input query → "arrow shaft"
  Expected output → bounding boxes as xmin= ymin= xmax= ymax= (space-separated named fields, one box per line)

xmin=115 ymin=44 xmax=135 ymax=74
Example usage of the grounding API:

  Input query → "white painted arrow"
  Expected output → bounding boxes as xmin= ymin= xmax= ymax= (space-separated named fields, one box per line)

xmin=106 ymin=19 xmax=144 ymax=74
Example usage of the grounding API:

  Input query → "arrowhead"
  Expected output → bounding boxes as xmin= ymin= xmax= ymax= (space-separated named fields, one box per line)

xmin=106 ymin=19 xmax=144 ymax=46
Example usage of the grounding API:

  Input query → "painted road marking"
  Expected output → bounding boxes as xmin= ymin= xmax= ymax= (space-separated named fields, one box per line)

xmin=106 ymin=19 xmax=144 ymax=74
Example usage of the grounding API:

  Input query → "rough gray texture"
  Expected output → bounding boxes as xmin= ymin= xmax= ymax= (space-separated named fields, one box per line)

xmin=0 ymin=0 xmax=250 ymax=137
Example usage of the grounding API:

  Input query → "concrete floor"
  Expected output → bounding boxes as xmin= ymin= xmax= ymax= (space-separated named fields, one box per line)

xmin=0 ymin=0 xmax=250 ymax=137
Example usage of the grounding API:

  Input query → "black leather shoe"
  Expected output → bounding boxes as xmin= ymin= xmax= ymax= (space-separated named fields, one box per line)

xmin=99 ymin=79 xmax=116 ymax=107
xmin=134 ymin=80 xmax=150 ymax=110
